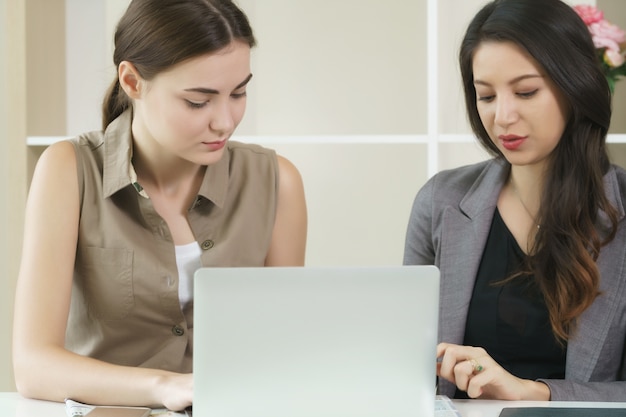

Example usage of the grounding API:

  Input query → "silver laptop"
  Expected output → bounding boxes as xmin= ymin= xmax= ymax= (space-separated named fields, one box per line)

xmin=193 ymin=265 xmax=440 ymax=417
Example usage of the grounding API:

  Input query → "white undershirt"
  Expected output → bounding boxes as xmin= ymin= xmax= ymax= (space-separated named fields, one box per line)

xmin=174 ymin=241 xmax=202 ymax=310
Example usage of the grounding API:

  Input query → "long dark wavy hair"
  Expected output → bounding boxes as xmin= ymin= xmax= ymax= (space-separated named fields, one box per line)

xmin=102 ymin=0 xmax=256 ymax=129
xmin=460 ymin=0 xmax=618 ymax=341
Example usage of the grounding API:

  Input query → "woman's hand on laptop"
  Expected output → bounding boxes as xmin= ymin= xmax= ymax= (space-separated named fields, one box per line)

xmin=436 ymin=343 xmax=551 ymax=401
xmin=156 ymin=372 xmax=193 ymax=411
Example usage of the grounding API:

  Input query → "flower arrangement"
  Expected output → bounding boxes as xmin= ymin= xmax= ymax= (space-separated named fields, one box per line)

xmin=574 ymin=4 xmax=626 ymax=93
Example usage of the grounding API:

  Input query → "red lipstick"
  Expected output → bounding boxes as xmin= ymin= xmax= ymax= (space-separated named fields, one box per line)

xmin=498 ymin=134 xmax=527 ymax=151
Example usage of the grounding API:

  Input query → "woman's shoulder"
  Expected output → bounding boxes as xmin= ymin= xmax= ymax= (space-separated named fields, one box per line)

xmin=36 ymin=140 xmax=79 ymax=174
xmin=227 ymin=140 xmax=276 ymax=158
xmin=66 ymin=127 xmax=106 ymax=148
xmin=426 ymin=158 xmax=505 ymax=194
xmin=607 ymin=164 xmax=626 ymax=208
xmin=224 ymin=141 xmax=280 ymax=183
xmin=610 ymin=163 xmax=626 ymax=182
xmin=225 ymin=141 xmax=303 ymax=185
xmin=410 ymin=158 xmax=507 ymax=214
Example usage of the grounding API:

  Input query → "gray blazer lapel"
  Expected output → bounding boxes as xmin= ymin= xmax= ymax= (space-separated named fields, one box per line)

xmin=438 ymin=160 xmax=509 ymax=346
xmin=437 ymin=160 xmax=509 ymax=397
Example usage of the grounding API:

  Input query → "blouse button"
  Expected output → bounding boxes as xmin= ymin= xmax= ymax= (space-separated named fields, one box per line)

xmin=172 ymin=325 xmax=185 ymax=336
xmin=201 ymin=239 xmax=214 ymax=250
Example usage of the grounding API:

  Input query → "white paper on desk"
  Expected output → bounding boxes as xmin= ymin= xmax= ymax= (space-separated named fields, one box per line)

xmin=65 ymin=398 xmax=94 ymax=417
xmin=435 ymin=395 xmax=463 ymax=417
xmin=64 ymin=398 xmax=188 ymax=417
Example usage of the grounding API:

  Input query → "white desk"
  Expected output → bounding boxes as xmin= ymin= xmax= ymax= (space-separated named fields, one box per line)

xmin=0 ymin=392 xmax=65 ymax=416
xmin=2 ymin=392 xmax=626 ymax=417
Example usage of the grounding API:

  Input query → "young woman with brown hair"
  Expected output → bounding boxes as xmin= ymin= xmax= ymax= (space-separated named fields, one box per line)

xmin=404 ymin=0 xmax=626 ymax=402
xmin=13 ymin=0 xmax=307 ymax=410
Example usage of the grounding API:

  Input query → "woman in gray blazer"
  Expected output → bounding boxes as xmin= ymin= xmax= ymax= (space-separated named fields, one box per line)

xmin=404 ymin=0 xmax=626 ymax=402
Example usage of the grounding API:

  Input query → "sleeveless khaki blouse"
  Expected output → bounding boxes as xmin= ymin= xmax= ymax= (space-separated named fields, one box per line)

xmin=64 ymin=110 xmax=278 ymax=373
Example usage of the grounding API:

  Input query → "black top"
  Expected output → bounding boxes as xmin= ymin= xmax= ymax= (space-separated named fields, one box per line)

xmin=455 ymin=209 xmax=566 ymax=399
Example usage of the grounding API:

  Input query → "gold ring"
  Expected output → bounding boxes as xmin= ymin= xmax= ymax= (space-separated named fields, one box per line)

xmin=470 ymin=358 xmax=484 ymax=373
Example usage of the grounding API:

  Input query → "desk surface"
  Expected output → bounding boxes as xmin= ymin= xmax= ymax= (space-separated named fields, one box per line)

xmin=3 ymin=392 xmax=626 ymax=417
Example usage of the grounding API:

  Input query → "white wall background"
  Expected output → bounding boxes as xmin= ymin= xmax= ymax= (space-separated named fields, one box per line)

xmin=1 ymin=0 xmax=26 ymax=393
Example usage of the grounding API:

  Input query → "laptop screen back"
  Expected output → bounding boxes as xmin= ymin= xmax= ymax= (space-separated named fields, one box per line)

xmin=193 ymin=266 xmax=439 ymax=417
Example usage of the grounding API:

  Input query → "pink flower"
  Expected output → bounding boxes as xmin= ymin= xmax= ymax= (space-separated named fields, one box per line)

xmin=589 ymin=20 xmax=626 ymax=51
xmin=604 ymin=49 xmax=625 ymax=68
xmin=572 ymin=4 xmax=626 ymax=92
xmin=574 ymin=5 xmax=604 ymax=25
